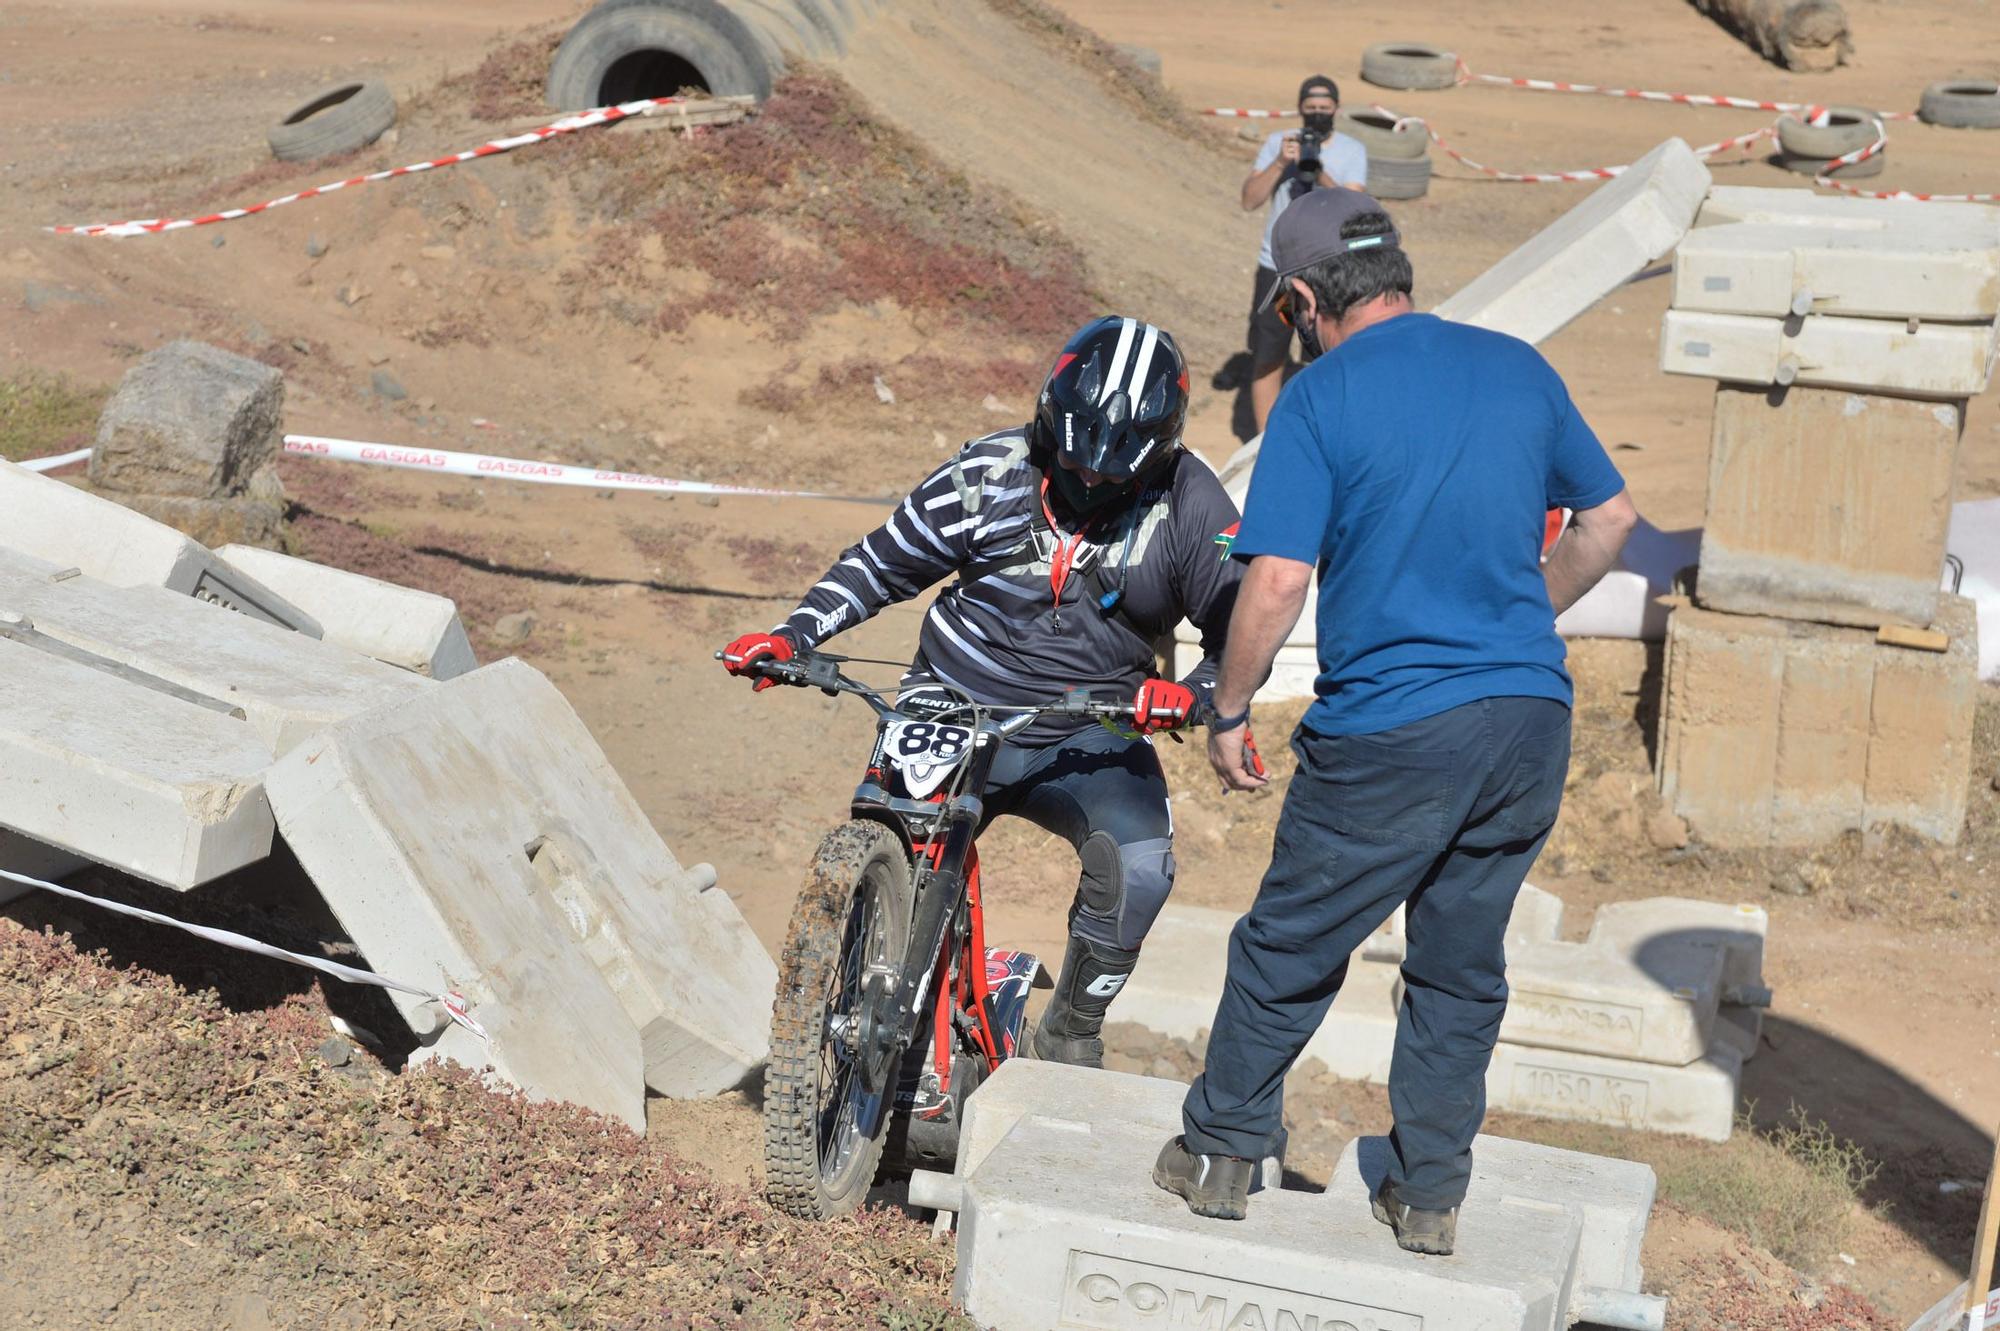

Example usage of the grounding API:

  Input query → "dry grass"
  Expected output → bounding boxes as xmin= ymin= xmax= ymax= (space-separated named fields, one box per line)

xmin=983 ymin=0 xmax=1207 ymax=141
xmin=0 ymin=371 xmax=107 ymax=463
xmin=0 ymin=920 xmax=973 ymax=1329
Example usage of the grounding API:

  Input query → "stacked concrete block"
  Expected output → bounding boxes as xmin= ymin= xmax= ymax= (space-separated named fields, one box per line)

xmin=917 ymin=1061 xmax=1663 ymax=1331
xmin=266 ymin=659 xmax=776 ymax=1129
xmin=86 ymin=340 xmax=291 ymax=548
xmin=1118 ymin=885 xmax=1762 ymax=1142
xmin=0 ymin=459 xmax=320 ymax=635
xmin=1657 ymin=185 xmax=1992 ymax=847
xmin=215 ymin=544 xmax=478 ymax=679
xmin=1659 ymin=596 xmax=1979 ymax=846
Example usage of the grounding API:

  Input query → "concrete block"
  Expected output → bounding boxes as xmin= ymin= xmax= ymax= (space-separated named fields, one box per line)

xmin=216 ymin=544 xmax=478 ymax=679
xmin=0 ymin=461 xmax=321 ymax=636
xmin=266 ymin=660 xmax=775 ymax=1123
xmin=0 ymin=829 xmax=89 ymax=905
xmin=1674 ymin=220 xmax=2000 ymax=322
xmin=1660 ymin=308 xmax=1998 ymax=398
xmin=0 ymin=634 xmax=274 ymax=891
xmin=1698 ymin=385 xmax=1962 ymax=629
xmin=1499 ymin=937 xmax=1724 ymax=1066
xmin=1330 ymin=1132 xmax=1656 ymax=1299
xmin=1488 ymin=1040 xmax=1742 ymax=1142
xmin=0 ymin=548 xmax=427 ymax=756
xmin=1865 ymin=593 xmax=1979 ymax=842
xmin=1696 ymin=185 xmax=2000 ymax=233
xmin=1434 ymin=137 xmax=1712 ymax=345
xmin=953 ymin=1104 xmax=1584 ymax=1331
xmin=90 ymin=341 xmax=284 ymax=500
xmin=1587 ymin=898 xmax=1769 ymax=1000
xmin=939 ymin=1063 xmax=1660 ymax=1331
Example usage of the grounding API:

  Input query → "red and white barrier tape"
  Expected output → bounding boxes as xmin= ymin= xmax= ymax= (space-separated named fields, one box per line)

xmin=1459 ymin=59 xmax=1920 ymax=121
xmin=1373 ymin=103 xmax=1780 ymax=183
xmin=0 ymin=866 xmax=490 ymax=1042
xmin=50 ymin=95 xmax=699 ymax=239
xmin=1201 ymin=107 xmax=1298 ymax=118
xmin=281 ymin=433 xmax=875 ymax=501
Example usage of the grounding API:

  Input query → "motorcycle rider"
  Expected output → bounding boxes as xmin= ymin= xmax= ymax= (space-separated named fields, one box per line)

xmin=721 ymin=315 xmax=1253 ymax=1067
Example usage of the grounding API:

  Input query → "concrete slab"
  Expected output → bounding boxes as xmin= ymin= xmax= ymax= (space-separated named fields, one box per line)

xmin=936 ymin=1063 xmax=1661 ymax=1331
xmin=1489 ymin=1041 xmax=1741 ymax=1142
xmin=1674 ymin=220 xmax=2000 ymax=322
xmin=1660 ymin=308 xmax=1999 ymax=398
xmin=1587 ymin=899 xmax=1769 ymax=1002
xmin=266 ymin=659 xmax=775 ymax=1122
xmin=1698 ymin=385 xmax=1961 ymax=630
xmin=0 ymin=635 xmax=274 ymax=891
xmin=214 ymin=544 xmax=478 ymax=679
xmin=1696 ymin=185 xmax=2000 ymax=233
xmin=0 ymin=548 xmax=427 ymax=756
xmin=0 ymin=829 xmax=89 ymax=905
xmin=1866 ymin=593 xmax=1979 ymax=843
xmin=1434 ymin=137 xmax=1712 ymax=345
xmin=0 ymin=461 xmax=321 ymax=635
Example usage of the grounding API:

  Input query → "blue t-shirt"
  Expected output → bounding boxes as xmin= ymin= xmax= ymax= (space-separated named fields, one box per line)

xmin=1236 ymin=313 xmax=1625 ymax=736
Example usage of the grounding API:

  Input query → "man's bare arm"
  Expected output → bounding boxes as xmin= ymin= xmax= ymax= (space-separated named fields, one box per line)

xmin=1544 ymin=489 xmax=1639 ymax=616
xmin=1214 ymin=556 xmax=1314 ymax=718
xmin=1242 ymin=157 xmax=1286 ymax=210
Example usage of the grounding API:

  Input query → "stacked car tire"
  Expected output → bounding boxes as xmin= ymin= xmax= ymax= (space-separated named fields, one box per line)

xmin=546 ymin=0 xmax=876 ymax=108
xmin=1774 ymin=105 xmax=1885 ymax=178
xmin=1338 ymin=107 xmax=1432 ymax=200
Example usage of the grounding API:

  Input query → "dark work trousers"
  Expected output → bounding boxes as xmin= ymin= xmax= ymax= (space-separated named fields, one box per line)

xmin=1181 ymin=695 xmax=1571 ymax=1210
xmin=977 ymin=724 xmax=1177 ymax=954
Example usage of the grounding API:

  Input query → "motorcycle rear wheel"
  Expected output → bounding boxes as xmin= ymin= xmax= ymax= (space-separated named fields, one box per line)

xmin=764 ymin=820 xmax=913 ymax=1219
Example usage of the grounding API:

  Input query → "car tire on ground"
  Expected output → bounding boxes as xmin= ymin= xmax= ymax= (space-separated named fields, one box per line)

xmin=1920 ymin=79 xmax=2000 ymax=129
xmin=1777 ymin=148 xmax=1887 ymax=179
xmin=1366 ymin=153 xmax=1432 ymax=200
xmin=1337 ymin=108 xmax=1428 ymax=159
xmin=1360 ymin=42 xmax=1459 ymax=92
xmin=1775 ymin=105 xmax=1882 ymax=159
xmin=546 ymin=0 xmax=780 ymax=109
xmin=266 ymin=82 xmax=398 ymax=162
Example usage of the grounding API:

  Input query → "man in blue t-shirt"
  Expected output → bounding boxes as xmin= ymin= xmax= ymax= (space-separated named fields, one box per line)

xmin=1153 ymin=187 xmax=1638 ymax=1254
xmin=1241 ymin=75 xmax=1368 ymax=435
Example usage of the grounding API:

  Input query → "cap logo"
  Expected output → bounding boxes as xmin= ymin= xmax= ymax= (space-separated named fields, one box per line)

xmin=1347 ymin=235 xmax=1388 ymax=251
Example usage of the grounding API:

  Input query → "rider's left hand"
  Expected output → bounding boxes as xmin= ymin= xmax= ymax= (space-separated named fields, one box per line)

xmin=1132 ymin=677 xmax=1199 ymax=735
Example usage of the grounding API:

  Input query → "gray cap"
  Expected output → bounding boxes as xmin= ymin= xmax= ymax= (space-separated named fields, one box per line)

xmin=1257 ymin=188 xmax=1400 ymax=312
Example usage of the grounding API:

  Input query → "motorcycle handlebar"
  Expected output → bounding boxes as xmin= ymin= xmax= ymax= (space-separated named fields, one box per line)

xmin=717 ymin=649 xmax=1177 ymax=724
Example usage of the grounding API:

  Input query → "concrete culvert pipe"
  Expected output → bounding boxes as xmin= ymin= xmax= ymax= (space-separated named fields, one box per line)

xmin=546 ymin=0 xmax=789 ymax=109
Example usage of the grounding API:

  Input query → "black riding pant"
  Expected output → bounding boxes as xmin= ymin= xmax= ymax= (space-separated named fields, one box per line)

xmin=977 ymin=723 xmax=1176 ymax=953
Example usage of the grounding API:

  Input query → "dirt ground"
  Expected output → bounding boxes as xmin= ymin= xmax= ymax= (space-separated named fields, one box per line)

xmin=4 ymin=0 xmax=2000 ymax=1325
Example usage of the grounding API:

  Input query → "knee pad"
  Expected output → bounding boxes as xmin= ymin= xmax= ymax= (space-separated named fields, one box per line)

xmin=1069 ymin=833 xmax=1177 ymax=953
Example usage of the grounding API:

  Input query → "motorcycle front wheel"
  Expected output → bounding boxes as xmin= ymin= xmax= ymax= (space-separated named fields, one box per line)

xmin=764 ymin=820 xmax=914 ymax=1219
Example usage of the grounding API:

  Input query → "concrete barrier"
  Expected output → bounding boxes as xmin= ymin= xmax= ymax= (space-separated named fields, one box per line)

xmin=932 ymin=1062 xmax=1660 ymax=1331
xmin=0 ymin=634 xmax=274 ymax=891
xmin=267 ymin=659 xmax=775 ymax=1127
xmin=1500 ymin=938 xmax=1724 ymax=1066
xmin=1488 ymin=1040 xmax=1742 ymax=1142
xmin=0 ymin=548 xmax=426 ymax=757
xmin=215 ymin=544 xmax=477 ymax=679
xmin=1433 ymin=138 xmax=1712 ymax=345
xmin=0 ymin=460 xmax=321 ymax=636
xmin=1660 ymin=308 xmax=1998 ymax=398
xmin=1674 ymin=220 xmax=2000 ymax=322
xmin=1696 ymin=185 xmax=2000 ymax=232
xmin=0 ymin=829 xmax=88 ymax=905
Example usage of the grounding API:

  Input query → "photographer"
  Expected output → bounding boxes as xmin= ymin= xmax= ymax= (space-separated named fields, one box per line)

xmin=1240 ymin=75 xmax=1366 ymax=434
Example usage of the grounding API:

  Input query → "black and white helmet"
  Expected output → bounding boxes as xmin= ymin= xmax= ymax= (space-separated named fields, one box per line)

xmin=1031 ymin=316 xmax=1190 ymax=484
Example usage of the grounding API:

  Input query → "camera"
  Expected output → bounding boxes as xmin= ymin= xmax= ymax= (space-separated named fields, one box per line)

xmin=1295 ymin=127 xmax=1324 ymax=183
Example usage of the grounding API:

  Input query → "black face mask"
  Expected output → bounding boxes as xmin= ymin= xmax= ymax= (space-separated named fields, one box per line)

xmin=1301 ymin=111 xmax=1335 ymax=136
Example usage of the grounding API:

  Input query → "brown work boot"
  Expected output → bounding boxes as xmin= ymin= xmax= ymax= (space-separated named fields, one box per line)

xmin=1152 ymin=1135 xmax=1255 ymax=1221
xmin=1371 ymin=1178 xmax=1457 ymax=1255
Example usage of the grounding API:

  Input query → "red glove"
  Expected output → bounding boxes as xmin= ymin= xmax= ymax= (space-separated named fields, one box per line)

xmin=720 ymin=631 xmax=794 ymax=692
xmin=1132 ymin=678 xmax=1198 ymax=735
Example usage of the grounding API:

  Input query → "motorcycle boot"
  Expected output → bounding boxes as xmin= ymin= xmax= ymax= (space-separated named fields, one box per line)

xmin=1031 ymin=934 xmax=1139 ymax=1067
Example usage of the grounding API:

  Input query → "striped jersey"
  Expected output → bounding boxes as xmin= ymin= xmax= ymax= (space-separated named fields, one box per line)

xmin=777 ymin=429 xmax=1244 ymax=742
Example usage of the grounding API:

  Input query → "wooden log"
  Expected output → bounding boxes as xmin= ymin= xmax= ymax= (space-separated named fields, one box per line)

xmin=1689 ymin=0 xmax=1852 ymax=72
